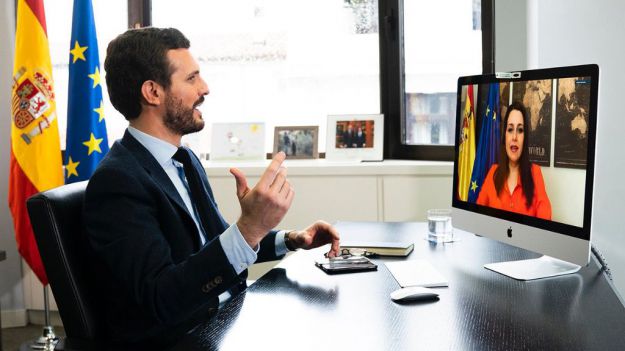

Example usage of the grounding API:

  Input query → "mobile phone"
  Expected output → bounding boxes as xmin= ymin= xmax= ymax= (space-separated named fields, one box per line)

xmin=315 ymin=257 xmax=378 ymax=274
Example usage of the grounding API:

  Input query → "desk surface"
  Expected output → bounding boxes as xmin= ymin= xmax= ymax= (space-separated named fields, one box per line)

xmin=174 ymin=222 xmax=625 ymax=350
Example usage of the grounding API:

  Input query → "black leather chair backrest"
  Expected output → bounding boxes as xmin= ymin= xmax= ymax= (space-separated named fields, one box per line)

xmin=27 ymin=181 xmax=105 ymax=345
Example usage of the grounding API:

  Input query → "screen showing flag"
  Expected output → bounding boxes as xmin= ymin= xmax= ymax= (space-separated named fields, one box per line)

xmin=453 ymin=67 xmax=597 ymax=230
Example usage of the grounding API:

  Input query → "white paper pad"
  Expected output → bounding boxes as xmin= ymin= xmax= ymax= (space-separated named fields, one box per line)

xmin=385 ymin=260 xmax=448 ymax=288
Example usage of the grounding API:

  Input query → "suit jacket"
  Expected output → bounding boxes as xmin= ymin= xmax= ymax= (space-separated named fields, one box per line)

xmin=83 ymin=130 xmax=282 ymax=347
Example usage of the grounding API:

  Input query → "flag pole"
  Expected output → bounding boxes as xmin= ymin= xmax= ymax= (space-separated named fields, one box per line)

xmin=30 ymin=286 xmax=58 ymax=350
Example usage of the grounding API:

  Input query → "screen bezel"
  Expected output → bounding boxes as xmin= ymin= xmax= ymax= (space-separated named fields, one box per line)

xmin=452 ymin=64 xmax=599 ymax=242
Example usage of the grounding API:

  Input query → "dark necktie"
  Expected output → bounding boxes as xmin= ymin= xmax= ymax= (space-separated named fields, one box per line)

xmin=172 ymin=147 xmax=216 ymax=242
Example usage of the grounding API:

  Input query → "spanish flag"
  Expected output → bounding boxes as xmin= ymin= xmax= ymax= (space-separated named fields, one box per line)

xmin=457 ymin=84 xmax=475 ymax=201
xmin=9 ymin=0 xmax=64 ymax=285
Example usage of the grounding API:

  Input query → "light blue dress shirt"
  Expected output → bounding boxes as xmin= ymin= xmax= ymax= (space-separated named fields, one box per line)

xmin=126 ymin=127 xmax=289 ymax=284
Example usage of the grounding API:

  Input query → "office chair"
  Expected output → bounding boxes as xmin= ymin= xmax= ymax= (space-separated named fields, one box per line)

xmin=27 ymin=181 xmax=107 ymax=350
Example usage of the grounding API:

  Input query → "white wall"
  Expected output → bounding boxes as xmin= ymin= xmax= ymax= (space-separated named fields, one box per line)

xmin=542 ymin=167 xmax=584 ymax=227
xmin=497 ymin=0 xmax=625 ymax=297
xmin=494 ymin=0 xmax=527 ymax=72
xmin=1 ymin=0 xmax=28 ymax=327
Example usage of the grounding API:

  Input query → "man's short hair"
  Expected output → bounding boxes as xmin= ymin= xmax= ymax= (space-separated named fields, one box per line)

xmin=104 ymin=27 xmax=190 ymax=120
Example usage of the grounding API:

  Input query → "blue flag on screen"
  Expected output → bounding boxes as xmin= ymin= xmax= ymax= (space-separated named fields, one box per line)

xmin=64 ymin=0 xmax=109 ymax=183
xmin=467 ymin=83 xmax=500 ymax=203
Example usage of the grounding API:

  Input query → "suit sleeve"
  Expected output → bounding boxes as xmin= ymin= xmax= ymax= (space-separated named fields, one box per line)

xmin=84 ymin=165 xmax=240 ymax=327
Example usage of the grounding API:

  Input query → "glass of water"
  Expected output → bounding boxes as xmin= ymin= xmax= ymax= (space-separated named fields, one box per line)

xmin=427 ymin=209 xmax=453 ymax=243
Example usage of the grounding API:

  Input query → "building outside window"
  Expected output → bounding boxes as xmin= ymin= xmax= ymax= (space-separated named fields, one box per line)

xmin=403 ymin=0 xmax=483 ymax=147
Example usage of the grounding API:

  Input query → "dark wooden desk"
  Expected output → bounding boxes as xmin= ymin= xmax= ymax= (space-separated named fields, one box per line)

xmin=173 ymin=222 xmax=625 ymax=350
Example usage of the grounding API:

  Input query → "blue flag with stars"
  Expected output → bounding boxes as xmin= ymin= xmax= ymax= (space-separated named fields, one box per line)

xmin=468 ymin=83 xmax=500 ymax=203
xmin=65 ymin=0 xmax=108 ymax=183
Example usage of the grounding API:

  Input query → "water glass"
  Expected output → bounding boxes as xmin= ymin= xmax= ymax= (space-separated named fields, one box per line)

xmin=427 ymin=209 xmax=453 ymax=243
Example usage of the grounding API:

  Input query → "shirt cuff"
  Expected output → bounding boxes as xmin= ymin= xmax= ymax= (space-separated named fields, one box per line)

xmin=219 ymin=223 xmax=258 ymax=275
xmin=275 ymin=230 xmax=289 ymax=256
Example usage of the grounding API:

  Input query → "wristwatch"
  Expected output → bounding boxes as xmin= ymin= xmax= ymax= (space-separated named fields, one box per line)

xmin=284 ymin=230 xmax=297 ymax=251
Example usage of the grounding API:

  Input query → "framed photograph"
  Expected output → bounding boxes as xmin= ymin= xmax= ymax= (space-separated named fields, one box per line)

xmin=554 ymin=77 xmax=591 ymax=169
xmin=210 ymin=122 xmax=265 ymax=161
xmin=326 ymin=114 xmax=384 ymax=161
xmin=512 ymin=79 xmax=553 ymax=166
xmin=273 ymin=126 xmax=319 ymax=159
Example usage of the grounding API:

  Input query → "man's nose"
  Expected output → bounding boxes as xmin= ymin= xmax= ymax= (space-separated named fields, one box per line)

xmin=199 ymin=77 xmax=209 ymax=96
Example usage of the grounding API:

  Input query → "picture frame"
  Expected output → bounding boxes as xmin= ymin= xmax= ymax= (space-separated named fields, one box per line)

xmin=210 ymin=122 xmax=266 ymax=161
xmin=554 ymin=77 xmax=591 ymax=169
xmin=273 ymin=126 xmax=319 ymax=159
xmin=512 ymin=79 xmax=553 ymax=167
xmin=326 ymin=114 xmax=384 ymax=161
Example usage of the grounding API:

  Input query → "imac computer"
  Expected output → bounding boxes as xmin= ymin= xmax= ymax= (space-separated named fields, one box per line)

xmin=452 ymin=64 xmax=599 ymax=280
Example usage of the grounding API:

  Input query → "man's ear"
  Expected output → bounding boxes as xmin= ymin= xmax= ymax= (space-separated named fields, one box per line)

xmin=140 ymin=80 xmax=163 ymax=106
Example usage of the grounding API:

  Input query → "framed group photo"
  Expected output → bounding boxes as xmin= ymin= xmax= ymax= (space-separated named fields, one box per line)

xmin=325 ymin=114 xmax=384 ymax=161
xmin=273 ymin=126 xmax=319 ymax=159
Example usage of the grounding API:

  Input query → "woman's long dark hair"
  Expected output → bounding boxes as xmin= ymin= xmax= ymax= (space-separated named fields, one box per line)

xmin=493 ymin=101 xmax=534 ymax=208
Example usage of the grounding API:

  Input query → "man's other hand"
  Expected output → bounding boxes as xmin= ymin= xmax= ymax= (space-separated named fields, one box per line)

xmin=289 ymin=221 xmax=340 ymax=258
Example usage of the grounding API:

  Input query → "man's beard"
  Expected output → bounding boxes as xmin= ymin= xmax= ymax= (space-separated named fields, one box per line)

xmin=163 ymin=94 xmax=205 ymax=135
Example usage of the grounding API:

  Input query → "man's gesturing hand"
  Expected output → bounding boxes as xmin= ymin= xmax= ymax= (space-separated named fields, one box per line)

xmin=230 ymin=152 xmax=294 ymax=248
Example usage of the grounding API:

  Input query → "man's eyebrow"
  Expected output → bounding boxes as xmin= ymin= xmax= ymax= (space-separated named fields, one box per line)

xmin=186 ymin=70 xmax=200 ymax=79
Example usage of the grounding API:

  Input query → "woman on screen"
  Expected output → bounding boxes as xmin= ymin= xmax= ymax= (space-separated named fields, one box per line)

xmin=477 ymin=102 xmax=552 ymax=219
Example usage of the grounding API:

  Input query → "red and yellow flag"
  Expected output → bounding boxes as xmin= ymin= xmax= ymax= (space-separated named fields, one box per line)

xmin=457 ymin=84 xmax=475 ymax=201
xmin=9 ymin=0 xmax=64 ymax=285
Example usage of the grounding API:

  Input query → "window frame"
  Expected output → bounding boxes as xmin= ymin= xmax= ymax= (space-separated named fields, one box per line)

xmin=128 ymin=0 xmax=151 ymax=28
xmin=379 ymin=0 xmax=495 ymax=161
xmin=42 ymin=0 xmax=493 ymax=160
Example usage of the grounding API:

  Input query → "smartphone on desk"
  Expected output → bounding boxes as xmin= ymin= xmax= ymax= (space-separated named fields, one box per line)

xmin=315 ymin=255 xmax=378 ymax=274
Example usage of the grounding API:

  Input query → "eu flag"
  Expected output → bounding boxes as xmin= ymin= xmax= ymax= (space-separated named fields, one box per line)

xmin=65 ymin=0 xmax=108 ymax=183
xmin=467 ymin=83 xmax=500 ymax=203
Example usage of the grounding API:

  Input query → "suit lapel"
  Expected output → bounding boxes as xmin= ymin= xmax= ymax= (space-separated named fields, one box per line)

xmin=121 ymin=131 xmax=228 ymax=245
xmin=120 ymin=131 xmax=195 ymax=222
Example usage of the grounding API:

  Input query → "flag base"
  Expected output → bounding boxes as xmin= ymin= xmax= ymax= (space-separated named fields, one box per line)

xmin=27 ymin=325 xmax=58 ymax=350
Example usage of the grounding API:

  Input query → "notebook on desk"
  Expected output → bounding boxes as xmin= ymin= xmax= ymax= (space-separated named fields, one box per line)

xmin=340 ymin=241 xmax=414 ymax=257
xmin=385 ymin=260 xmax=448 ymax=288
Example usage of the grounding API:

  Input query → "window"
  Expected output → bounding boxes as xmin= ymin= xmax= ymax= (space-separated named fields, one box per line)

xmin=152 ymin=0 xmax=381 ymax=155
xmin=382 ymin=0 xmax=494 ymax=160
xmin=44 ymin=0 xmax=492 ymax=160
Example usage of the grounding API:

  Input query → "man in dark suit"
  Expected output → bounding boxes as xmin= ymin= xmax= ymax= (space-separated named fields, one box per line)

xmin=83 ymin=27 xmax=340 ymax=349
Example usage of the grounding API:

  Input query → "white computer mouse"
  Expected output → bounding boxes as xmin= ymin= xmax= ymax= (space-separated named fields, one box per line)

xmin=390 ymin=286 xmax=439 ymax=302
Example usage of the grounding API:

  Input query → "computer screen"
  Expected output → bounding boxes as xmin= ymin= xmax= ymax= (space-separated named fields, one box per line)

xmin=451 ymin=64 xmax=599 ymax=280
